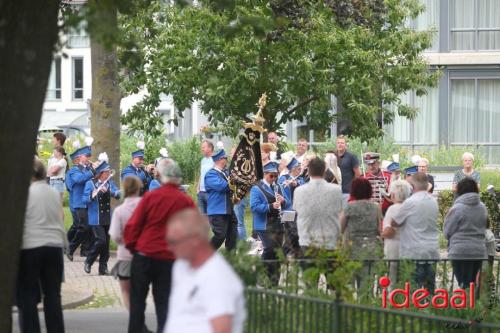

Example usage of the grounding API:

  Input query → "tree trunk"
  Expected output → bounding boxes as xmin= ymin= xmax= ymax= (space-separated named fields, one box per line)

xmin=89 ymin=7 xmax=121 ymax=186
xmin=0 ymin=0 xmax=60 ymax=330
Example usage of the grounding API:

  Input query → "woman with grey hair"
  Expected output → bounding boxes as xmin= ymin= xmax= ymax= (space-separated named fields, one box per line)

xmin=382 ymin=180 xmax=412 ymax=258
xmin=452 ymin=152 xmax=480 ymax=192
xmin=381 ymin=179 xmax=412 ymax=288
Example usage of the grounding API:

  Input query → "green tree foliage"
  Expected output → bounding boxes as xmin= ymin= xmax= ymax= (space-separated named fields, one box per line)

xmin=119 ymin=0 xmax=438 ymax=140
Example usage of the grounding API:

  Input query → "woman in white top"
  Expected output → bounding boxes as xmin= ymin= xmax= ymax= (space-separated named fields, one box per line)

xmin=47 ymin=146 xmax=68 ymax=199
xmin=17 ymin=159 xmax=67 ymax=333
xmin=381 ymin=179 xmax=412 ymax=288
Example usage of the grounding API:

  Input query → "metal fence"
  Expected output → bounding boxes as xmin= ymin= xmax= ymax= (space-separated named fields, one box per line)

xmin=245 ymin=287 xmax=500 ymax=333
xmin=257 ymin=258 xmax=500 ymax=299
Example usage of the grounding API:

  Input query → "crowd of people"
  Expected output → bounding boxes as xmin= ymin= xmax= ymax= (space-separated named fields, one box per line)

xmin=16 ymin=131 xmax=497 ymax=332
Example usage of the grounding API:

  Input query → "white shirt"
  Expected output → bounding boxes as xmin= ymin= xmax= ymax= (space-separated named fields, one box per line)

xmin=48 ymin=157 xmax=67 ymax=179
xmin=382 ymin=203 xmax=402 ymax=259
xmin=165 ymin=253 xmax=246 ymax=333
xmin=393 ymin=191 xmax=440 ymax=259
xmin=22 ymin=181 xmax=67 ymax=250
xmin=199 ymin=156 xmax=214 ymax=192
xmin=293 ymin=178 xmax=342 ymax=250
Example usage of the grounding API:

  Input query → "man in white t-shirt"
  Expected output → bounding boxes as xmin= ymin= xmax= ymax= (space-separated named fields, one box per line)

xmin=164 ymin=208 xmax=246 ymax=333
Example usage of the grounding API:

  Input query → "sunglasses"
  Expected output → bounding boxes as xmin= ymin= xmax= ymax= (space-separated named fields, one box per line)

xmin=268 ymin=174 xmax=278 ymax=179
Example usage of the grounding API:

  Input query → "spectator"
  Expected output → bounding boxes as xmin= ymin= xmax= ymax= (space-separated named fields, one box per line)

xmin=294 ymin=157 xmax=342 ymax=252
xmin=335 ymin=135 xmax=361 ymax=206
xmin=295 ymin=138 xmax=309 ymax=164
xmin=341 ymin=177 xmax=382 ymax=294
xmin=17 ymin=159 xmax=67 ymax=333
xmin=47 ymin=146 xmax=68 ymax=200
xmin=164 ymin=208 xmax=246 ymax=333
xmin=109 ymin=176 xmax=143 ymax=311
xmin=124 ymin=159 xmax=195 ymax=333
xmin=324 ymin=151 xmax=342 ymax=185
xmin=261 ymin=142 xmax=276 ymax=166
xmin=452 ymin=152 xmax=480 ymax=193
xmin=417 ymin=158 xmax=435 ymax=193
xmin=52 ymin=132 xmax=66 ymax=147
xmin=381 ymin=180 xmax=412 ymax=288
xmin=197 ymin=140 xmax=214 ymax=214
xmin=267 ymin=131 xmax=283 ymax=160
xmin=444 ymin=178 xmax=487 ymax=288
xmin=341 ymin=178 xmax=382 ymax=259
xmin=391 ymin=172 xmax=440 ymax=294
xmin=300 ymin=152 xmax=316 ymax=183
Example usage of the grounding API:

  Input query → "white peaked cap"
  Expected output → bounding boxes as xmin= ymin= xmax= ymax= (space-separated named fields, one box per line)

xmin=98 ymin=152 xmax=109 ymax=163
xmin=85 ymin=137 xmax=94 ymax=146
xmin=159 ymin=147 xmax=169 ymax=158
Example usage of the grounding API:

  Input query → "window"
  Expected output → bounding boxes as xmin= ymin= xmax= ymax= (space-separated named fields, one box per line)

xmin=413 ymin=0 xmax=440 ymax=51
xmin=385 ymin=87 xmax=439 ymax=145
xmin=450 ymin=78 xmax=500 ymax=163
xmin=450 ymin=0 xmax=500 ymax=51
xmin=68 ymin=20 xmax=90 ymax=48
xmin=72 ymin=58 xmax=84 ymax=100
xmin=46 ymin=57 xmax=61 ymax=100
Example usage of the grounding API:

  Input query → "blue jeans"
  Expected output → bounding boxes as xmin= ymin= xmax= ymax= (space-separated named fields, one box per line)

xmin=233 ymin=196 xmax=248 ymax=240
xmin=197 ymin=191 xmax=208 ymax=214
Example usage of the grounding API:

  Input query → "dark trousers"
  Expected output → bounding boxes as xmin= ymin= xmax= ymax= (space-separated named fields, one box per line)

xmin=86 ymin=225 xmax=110 ymax=272
xmin=68 ymin=208 xmax=91 ymax=255
xmin=283 ymin=219 xmax=302 ymax=258
xmin=208 ymin=214 xmax=237 ymax=250
xmin=452 ymin=260 xmax=482 ymax=289
xmin=197 ymin=191 xmax=208 ymax=214
xmin=257 ymin=227 xmax=284 ymax=285
xmin=129 ymin=254 xmax=173 ymax=333
xmin=17 ymin=246 xmax=64 ymax=333
xmin=413 ymin=262 xmax=436 ymax=295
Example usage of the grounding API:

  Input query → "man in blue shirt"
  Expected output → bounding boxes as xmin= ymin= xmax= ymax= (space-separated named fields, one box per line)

xmin=205 ymin=148 xmax=237 ymax=250
xmin=198 ymin=140 xmax=214 ymax=214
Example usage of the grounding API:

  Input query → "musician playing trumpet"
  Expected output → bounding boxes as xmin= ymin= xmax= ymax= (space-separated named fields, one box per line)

xmin=83 ymin=155 xmax=120 ymax=275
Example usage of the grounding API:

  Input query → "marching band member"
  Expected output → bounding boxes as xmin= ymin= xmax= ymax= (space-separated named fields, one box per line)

xmin=65 ymin=138 xmax=97 ymax=261
xmin=149 ymin=147 xmax=169 ymax=191
xmin=250 ymin=162 xmax=289 ymax=283
xmin=121 ymin=141 xmax=153 ymax=195
xmin=387 ymin=162 xmax=401 ymax=182
xmin=83 ymin=154 xmax=120 ymax=275
xmin=362 ymin=152 xmax=392 ymax=215
xmin=278 ymin=157 xmax=304 ymax=210
xmin=205 ymin=145 xmax=237 ymax=250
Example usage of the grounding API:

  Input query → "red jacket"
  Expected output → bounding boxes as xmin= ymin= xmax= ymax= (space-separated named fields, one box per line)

xmin=124 ymin=183 xmax=195 ymax=261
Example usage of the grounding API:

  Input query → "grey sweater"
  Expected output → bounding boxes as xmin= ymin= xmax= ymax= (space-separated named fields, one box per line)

xmin=444 ymin=193 xmax=487 ymax=259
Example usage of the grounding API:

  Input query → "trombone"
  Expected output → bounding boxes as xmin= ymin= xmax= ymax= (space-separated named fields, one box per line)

xmin=92 ymin=169 xmax=115 ymax=198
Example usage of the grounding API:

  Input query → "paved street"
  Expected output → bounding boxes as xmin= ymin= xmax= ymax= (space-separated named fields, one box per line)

xmin=12 ymin=308 xmax=157 ymax=333
xmin=12 ymin=253 xmax=157 ymax=332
